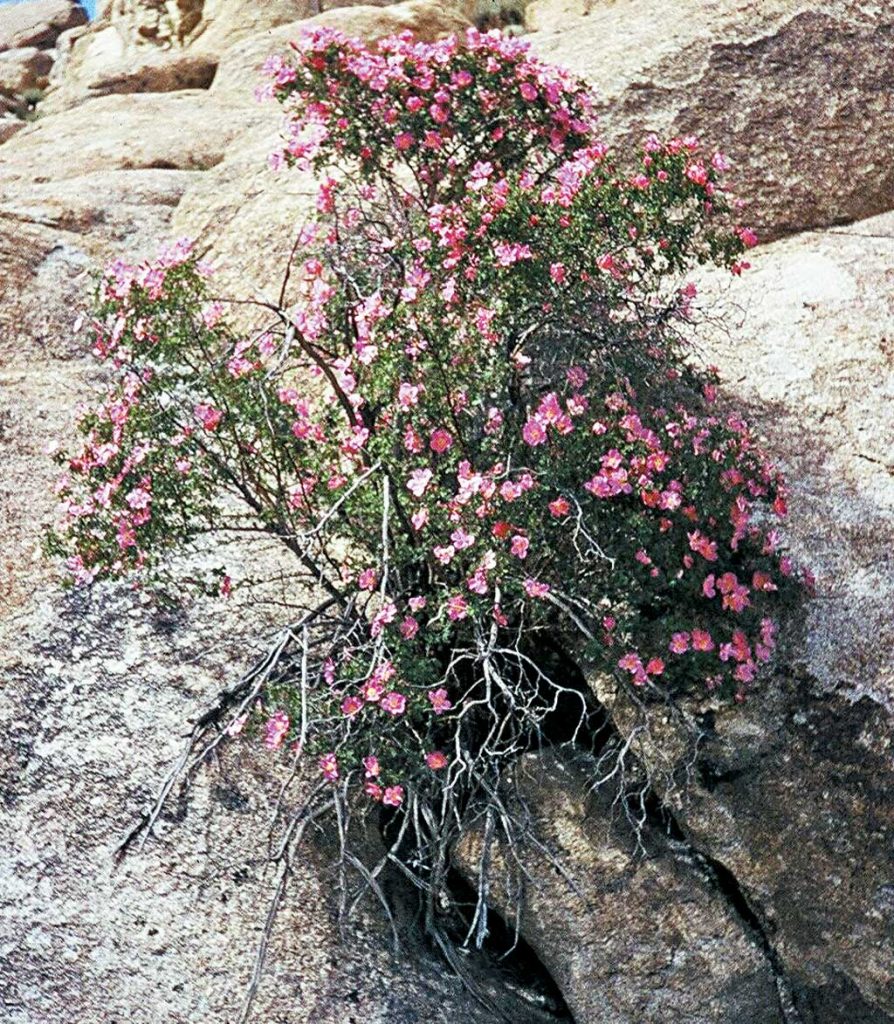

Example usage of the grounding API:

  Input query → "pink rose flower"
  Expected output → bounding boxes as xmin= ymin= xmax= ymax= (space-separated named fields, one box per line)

xmin=451 ymin=528 xmax=475 ymax=550
xmin=194 ymin=403 xmax=223 ymax=432
xmin=382 ymin=785 xmax=404 ymax=807
xmin=428 ymin=688 xmax=453 ymax=714
xmin=361 ymin=679 xmax=385 ymax=702
xmin=691 ymin=629 xmax=715 ymax=652
xmin=669 ymin=632 xmax=690 ymax=654
xmin=549 ymin=496 xmax=570 ymax=517
xmin=358 ymin=567 xmax=378 ymax=590
xmin=380 ymin=691 xmax=407 ymax=716
xmin=319 ymin=752 xmax=339 ymax=782
xmin=446 ymin=594 xmax=469 ymax=621
xmin=522 ymin=418 xmax=547 ymax=446
xmin=407 ymin=468 xmax=433 ymax=497
xmin=688 ymin=530 xmax=718 ymax=562
xmin=341 ymin=695 xmax=364 ymax=717
xmin=430 ymin=428 xmax=453 ymax=453
xmin=264 ymin=710 xmax=290 ymax=750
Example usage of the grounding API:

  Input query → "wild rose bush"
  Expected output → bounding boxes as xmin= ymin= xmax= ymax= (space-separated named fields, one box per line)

xmin=50 ymin=27 xmax=807 ymax=949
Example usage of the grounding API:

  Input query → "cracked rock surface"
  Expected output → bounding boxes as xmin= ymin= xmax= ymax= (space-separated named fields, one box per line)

xmin=2 ymin=0 xmax=893 ymax=1021
xmin=455 ymin=750 xmax=786 ymax=1024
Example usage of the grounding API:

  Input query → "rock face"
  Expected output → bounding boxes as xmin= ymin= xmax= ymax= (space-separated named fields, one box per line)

xmin=1 ymin=0 xmax=894 ymax=1021
xmin=0 ymin=0 xmax=86 ymax=52
xmin=0 ymin=91 xmax=245 ymax=184
xmin=695 ymin=212 xmax=894 ymax=708
xmin=528 ymin=0 xmax=894 ymax=239
xmin=636 ymin=213 xmax=893 ymax=1020
xmin=0 ymin=46 xmax=54 ymax=97
xmin=0 ymin=115 xmax=24 ymax=142
xmin=43 ymin=0 xmax=396 ymax=109
xmin=587 ymin=667 xmax=894 ymax=1024
xmin=295 ymin=0 xmax=469 ymax=41
xmin=0 ymin=0 xmax=86 ymax=128
xmin=572 ymin=214 xmax=894 ymax=1020
xmin=42 ymin=1 xmax=311 ymax=109
xmin=456 ymin=751 xmax=785 ymax=1024
xmin=68 ymin=47 xmax=219 ymax=95
xmin=0 ymin=586 xmax=562 ymax=1024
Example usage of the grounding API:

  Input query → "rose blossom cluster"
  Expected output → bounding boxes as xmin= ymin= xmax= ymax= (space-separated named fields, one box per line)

xmin=263 ymin=26 xmax=597 ymax=189
xmin=51 ymin=28 xmax=806 ymax=810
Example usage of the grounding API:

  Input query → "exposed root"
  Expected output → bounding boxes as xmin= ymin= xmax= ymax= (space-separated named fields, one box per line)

xmin=114 ymin=598 xmax=341 ymax=862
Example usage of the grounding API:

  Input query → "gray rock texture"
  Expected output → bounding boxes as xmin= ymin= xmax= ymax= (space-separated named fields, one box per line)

xmin=572 ymin=212 xmax=894 ymax=1021
xmin=0 ymin=586 xmax=562 ymax=1024
xmin=0 ymin=46 xmax=54 ymax=97
xmin=529 ymin=0 xmax=894 ymax=240
xmin=455 ymin=751 xmax=786 ymax=1024
xmin=585 ymin=667 xmax=894 ymax=1023
xmin=0 ymin=0 xmax=85 ymax=122
xmin=1 ymin=1 xmax=893 ymax=1021
xmin=696 ymin=213 xmax=894 ymax=709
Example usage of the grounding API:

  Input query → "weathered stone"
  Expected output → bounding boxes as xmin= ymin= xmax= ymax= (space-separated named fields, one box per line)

xmin=577 ymin=213 xmax=894 ymax=1021
xmin=74 ymin=49 xmax=219 ymax=95
xmin=0 ymin=46 xmax=54 ymax=96
xmin=297 ymin=0 xmax=469 ymax=40
xmin=40 ymin=20 xmax=92 ymax=93
xmin=211 ymin=1 xmax=470 ymax=107
xmin=153 ymin=0 xmax=318 ymax=56
xmin=696 ymin=212 xmax=894 ymax=706
xmin=455 ymin=750 xmax=785 ymax=1024
xmin=0 ymin=91 xmax=246 ymax=186
xmin=0 ymin=113 xmax=25 ymax=143
xmin=589 ymin=669 xmax=894 ymax=1024
xmin=172 ymin=122 xmax=320 ymax=311
xmin=44 ymin=0 xmax=322 ymax=109
xmin=0 ymin=167 xmax=199 ymax=241
xmin=528 ymin=0 xmax=894 ymax=239
xmin=0 ymin=0 xmax=86 ymax=53
xmin=80 ymin=0 xmax=316 ymax=55
xmin=524 ymin=0 xmax=590 ymax=32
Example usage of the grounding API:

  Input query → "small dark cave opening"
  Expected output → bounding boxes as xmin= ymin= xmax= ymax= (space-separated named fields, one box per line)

xmin=438 ymin=869 xmax=576 ymax=1023
xmin=524 ymin=632 xmax=612 ymax=752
